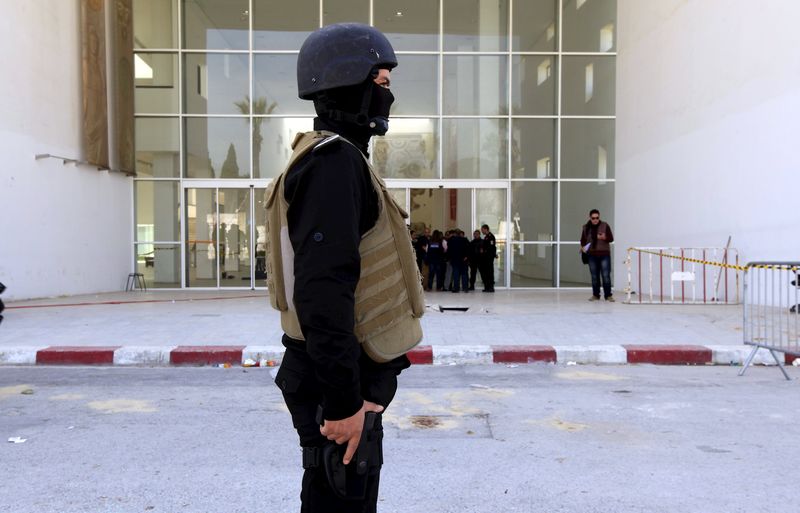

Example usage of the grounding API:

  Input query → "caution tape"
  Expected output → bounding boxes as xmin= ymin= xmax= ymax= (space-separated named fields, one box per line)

xmin=744 ymin=264 xmax=799 ymax=271
xmin=627 ymin=248 xmax=799 ymax=273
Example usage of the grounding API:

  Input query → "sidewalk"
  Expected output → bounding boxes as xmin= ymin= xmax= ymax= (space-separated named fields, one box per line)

xmin=0 ymin=289 xmax=778 ymax=366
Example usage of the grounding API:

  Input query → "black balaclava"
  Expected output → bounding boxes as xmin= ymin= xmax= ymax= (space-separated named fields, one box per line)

xmin=312 ymin=71 xmax=395 ymax=156
xmin=366 ymin=82 xmax=394 ymax=136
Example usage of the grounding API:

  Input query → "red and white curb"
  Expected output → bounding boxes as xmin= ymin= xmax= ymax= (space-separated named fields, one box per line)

xmin=0 ymin=344 xmax=795 ymax=367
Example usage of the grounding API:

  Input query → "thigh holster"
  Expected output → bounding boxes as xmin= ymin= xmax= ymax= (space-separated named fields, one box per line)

xmin=301 ymin=412 xmax=384 ymax=500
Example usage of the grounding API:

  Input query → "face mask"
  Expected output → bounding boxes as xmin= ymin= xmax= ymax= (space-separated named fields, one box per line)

xmin=367 ymin=82 xmax=394 ymax=136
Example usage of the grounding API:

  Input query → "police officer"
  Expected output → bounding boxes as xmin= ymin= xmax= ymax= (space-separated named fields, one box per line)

xmin=479 ymin=224 xmax=497 ymax=292
xmin=264 ymin=23 xmax=424 ymax=513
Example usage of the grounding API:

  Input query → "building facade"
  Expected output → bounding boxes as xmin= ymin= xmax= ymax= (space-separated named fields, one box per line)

xmin=132 ymin=0 xmax=617 ymax=290
xmin=4 ymin=1 xmax=795 ymax=301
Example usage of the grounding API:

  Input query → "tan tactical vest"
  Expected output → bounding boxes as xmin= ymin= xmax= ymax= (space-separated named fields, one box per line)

xmin=264 ymin=131 xmax=425 ymax=363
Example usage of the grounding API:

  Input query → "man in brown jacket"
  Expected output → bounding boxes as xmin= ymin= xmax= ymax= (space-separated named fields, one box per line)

xmin=580 ymin=209 xmax=615 ymax=301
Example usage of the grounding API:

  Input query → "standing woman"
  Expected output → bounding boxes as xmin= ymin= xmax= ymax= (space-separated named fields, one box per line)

xmin=580 ymin=209 xmax=615 ymax=302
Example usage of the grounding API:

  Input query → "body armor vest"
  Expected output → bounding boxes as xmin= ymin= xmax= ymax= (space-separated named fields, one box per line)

xmin=264 ymin=131 xmax=425 ymax=363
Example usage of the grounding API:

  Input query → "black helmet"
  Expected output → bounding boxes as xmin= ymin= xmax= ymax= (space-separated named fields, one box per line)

xmin=297 ymin=23 xmax=398 ymax=100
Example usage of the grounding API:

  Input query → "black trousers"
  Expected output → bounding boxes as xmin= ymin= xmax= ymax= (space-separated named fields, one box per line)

xmin=468 ymin=262 xmax=479 ymax=289
xmin=276 ymin=347 xmax=389 ymax=513
xmin=478 ymin=258 xmax=495 ymax=290
xmin=450 ymin=261 xmax=468 ymax=292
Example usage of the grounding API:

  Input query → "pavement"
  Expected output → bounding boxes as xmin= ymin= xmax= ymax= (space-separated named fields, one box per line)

xmin=2 ymin=364 xmax=799 ymax=512
xmin=2 ymin=289 xmax=787 ymax=368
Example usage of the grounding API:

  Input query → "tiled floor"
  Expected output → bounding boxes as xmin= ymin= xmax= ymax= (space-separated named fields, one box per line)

xmin=0 ymin=289 xmax=743 ymax=348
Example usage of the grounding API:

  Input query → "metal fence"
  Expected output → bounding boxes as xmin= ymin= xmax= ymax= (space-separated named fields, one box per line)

xmin=624 ymin=247 xmax=742 ymax=304
xmin=739 ymin=262 xmax=800 ymax=379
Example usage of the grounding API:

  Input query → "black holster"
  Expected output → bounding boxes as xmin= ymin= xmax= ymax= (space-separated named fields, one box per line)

xmin=305 ymin=408 xmax=384 ymax=501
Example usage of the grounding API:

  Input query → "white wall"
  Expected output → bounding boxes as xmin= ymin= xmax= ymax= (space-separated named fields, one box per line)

xmin=616 ymin=0 xmax=800 ymax=287
xmin=0 ymin=0 xmax=133 ymax=301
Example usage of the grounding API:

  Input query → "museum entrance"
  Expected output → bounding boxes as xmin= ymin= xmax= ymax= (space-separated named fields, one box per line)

xmin=387 ymin=184 xmax=508 ymax=288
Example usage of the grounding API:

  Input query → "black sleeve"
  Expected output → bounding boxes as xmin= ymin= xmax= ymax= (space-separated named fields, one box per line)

xmin=285 ymin=146 xmax=372 ymax=421
xmin=486 ymin=235 xmax=497 ymax=257
xmin=360 ymin=353 xmax=411 ymax=408
xmin=606 ymin=225 xmax=615 ymax=244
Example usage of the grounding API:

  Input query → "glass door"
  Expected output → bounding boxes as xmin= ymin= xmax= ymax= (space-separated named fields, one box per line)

xmin=186 ymin=188 xmax=217 ymax=287
xmin=185 ymin=186 xmax=262 ymax=289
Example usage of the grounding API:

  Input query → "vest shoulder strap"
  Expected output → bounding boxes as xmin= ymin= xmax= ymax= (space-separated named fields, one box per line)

xmin=285 ymin=130 xmax=340 ymax=172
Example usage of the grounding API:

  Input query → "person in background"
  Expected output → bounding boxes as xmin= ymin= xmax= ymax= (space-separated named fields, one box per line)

xmin=447 ymin=229 xmax=470 ymax=293
xmin=479 ymin=224 xmax=497 ymax=292
xmin=417 ymin=226 xmax=430 ymax=288
xmin=426 ymin=230 xmax=446 ymax=291
xmin=410 ymin=229 xmax=425 ymax=274
xmin=468 ymin=230 xmax=482 ymax=291
xmin=442 ymin=230 xmax=453 ymax=291
xmin=580 ymin=208 xmax=615 ymax=302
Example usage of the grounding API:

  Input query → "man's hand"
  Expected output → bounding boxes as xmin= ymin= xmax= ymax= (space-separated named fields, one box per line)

xmin=320 ymin=401 xmax=384 ymax=465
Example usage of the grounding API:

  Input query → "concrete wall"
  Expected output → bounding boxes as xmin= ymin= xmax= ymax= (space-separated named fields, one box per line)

xmin=0 ymin=0 xmax=133 ymax=300
xmin=616 ymin=0 xmax=800 ymax=288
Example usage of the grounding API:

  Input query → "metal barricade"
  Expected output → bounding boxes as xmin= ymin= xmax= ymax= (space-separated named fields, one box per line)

xmin=624 ymin=247 xmax=742 ymax=305
xmin=739 ymin=262 xmax=800 ymax=380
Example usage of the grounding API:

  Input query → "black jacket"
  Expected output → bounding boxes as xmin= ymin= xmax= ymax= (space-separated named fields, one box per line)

xmin=482 ymin=232 xmax=497 ymax=260
xmin=446 ymin=235 xmax=469 ymax=264
xmin=469 ymin=238 xmax=482 ymax=264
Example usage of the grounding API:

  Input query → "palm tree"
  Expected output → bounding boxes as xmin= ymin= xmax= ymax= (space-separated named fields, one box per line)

xmin=234 ymin=96 xmax=277 ymax=178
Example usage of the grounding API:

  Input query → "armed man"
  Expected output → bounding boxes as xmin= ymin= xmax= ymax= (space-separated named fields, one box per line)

xmin=264 ymin=23 xmax=425 ymax=513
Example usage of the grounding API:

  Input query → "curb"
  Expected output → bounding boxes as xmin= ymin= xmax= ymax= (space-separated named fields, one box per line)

xmin=0 ymin=344 xmax=794 ymax=367
xmin=36 ymin=346 xmax=120 ymax=365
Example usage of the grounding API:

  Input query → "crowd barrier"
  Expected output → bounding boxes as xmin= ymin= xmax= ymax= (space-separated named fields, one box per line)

xmin=624 ymin=247 xmax=742 ymax=305
xmin=739 ymin=262 xmax=800 ymax=380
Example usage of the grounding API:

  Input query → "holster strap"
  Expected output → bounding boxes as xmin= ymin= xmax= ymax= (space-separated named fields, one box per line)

xmin=302 ymin=446 xmax=322 ymax=469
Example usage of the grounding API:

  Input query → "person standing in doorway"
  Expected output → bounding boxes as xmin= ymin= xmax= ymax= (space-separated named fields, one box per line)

xmin=218 ymin=222 xmax=228 ymax=279
xmin=479 ymin=224 xmax=496 ymax=292
xmin=417 ymin=226 xmax=430 ymax=288
xmin=468 ymin=229 xmax=482 ymax=291
xmin=442 ymin=230 xmax=453 ymax=290
xmin=580 ymin=208 xmax=615 ymax=302
xmin=264 ymin=23 xmax=424 ymax=513
xmin=447 ymin=229 xmax=469 ymax=293
xmin=426 ymin=230 xmax=446 ymax=291
xmin=410 ymin=229 xmax=425 ymax=274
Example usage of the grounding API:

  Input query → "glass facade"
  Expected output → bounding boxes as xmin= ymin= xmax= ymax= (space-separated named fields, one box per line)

xmin=133 ymin=0 xmax=616 ymax=288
